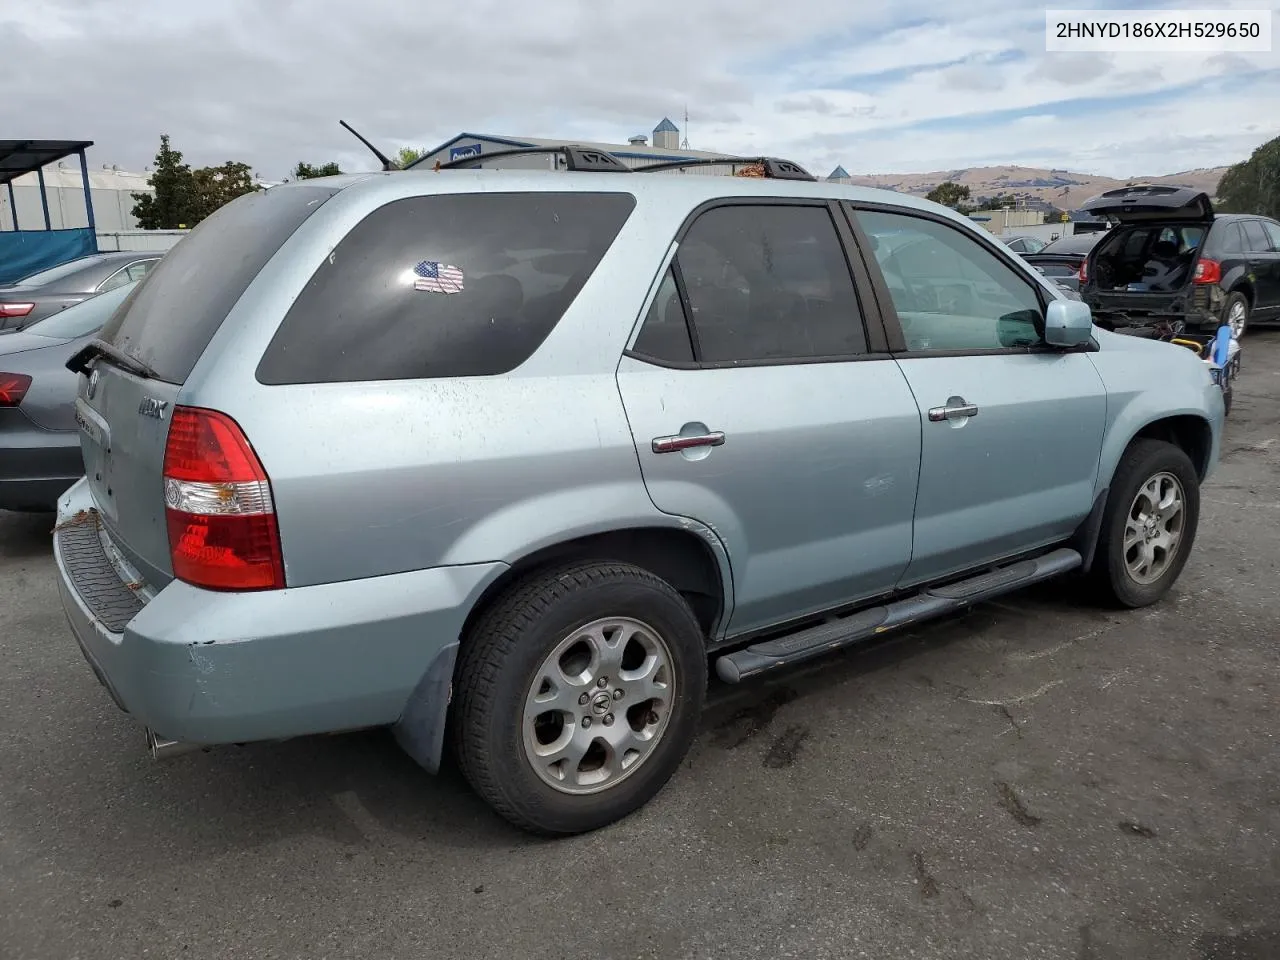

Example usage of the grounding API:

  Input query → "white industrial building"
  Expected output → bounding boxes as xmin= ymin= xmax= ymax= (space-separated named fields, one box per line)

xmin=416 ymin=117 xmax=758 ymax=175
xmin=0 ymin=164 xmax=154 ymax=233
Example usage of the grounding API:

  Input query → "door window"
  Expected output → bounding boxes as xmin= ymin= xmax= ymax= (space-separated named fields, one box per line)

xmin=669 ymin=204 xmax=868 ymax=363
xmin=96 ymin=266 xmax=133 ymax=293
xmin=1214 ymin=222 xmax=1246 ymax=255
xmin=1242 ymin=220 xmax=1270 ymax=253
xmin=1261 ymin=220 xmax=1280 ymax=253
xmin=631 ymin=266 xmax=694 ymax=363
xmin=125 ymin=259 xmax=157 ymax=281
xmin=854 ymin=209 xmax=1044 ymax=352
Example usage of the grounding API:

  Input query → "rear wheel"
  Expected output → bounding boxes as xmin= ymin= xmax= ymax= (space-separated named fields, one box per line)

xmin=451 ymin=561 xmax=707 ymax=835
xmin=1091 ymin=439 xmax=1200 ymax=608
xmin=1224 ymin=291 xmax=1249 ymax=339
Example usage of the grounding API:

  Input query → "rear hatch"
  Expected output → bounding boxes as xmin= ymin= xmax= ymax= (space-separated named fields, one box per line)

xmin=1079 ymin=186 xmax=1214 ymax=322
xmin=70 ymin=183 xmax=339 ymax=586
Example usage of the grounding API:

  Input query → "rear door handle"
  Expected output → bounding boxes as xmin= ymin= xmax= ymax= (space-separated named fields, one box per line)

xmin=652 ymin=431 xmax=726 ymax=454
xmin=928 ymin=397 xmax=979 ymax=422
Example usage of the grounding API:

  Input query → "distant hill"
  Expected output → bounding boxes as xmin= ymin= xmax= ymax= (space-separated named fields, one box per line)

xmin=836 ymin=165 xmax=1229 ymax=210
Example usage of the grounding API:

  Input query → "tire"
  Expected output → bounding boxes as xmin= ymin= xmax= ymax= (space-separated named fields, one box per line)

xmin=451 ymin=561 xmax=707 ymax=835
xmin=1223 ymin=291 xmax=1249 ymax=339
xmin=1091 ymin=439 xmax=1200 ymax=609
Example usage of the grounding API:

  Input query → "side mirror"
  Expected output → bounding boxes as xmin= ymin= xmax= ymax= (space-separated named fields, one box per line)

xmin=1044 ymin=299 xmax=1093 ymax=347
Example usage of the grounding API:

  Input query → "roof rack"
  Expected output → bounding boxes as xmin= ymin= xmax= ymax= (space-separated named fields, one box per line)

xmin=635 ymin=156 xmax=817 ymax=182
xmin=422 ymin=145 xmax=630 ymax=173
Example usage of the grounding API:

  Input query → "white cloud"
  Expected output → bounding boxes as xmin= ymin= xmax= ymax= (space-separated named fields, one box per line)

xmin=2 ymin=0 xmax=1275 ymax=180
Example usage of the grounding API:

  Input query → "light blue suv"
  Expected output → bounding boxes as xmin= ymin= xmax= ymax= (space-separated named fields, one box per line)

xmin=54 ymin=149 xmax=1223 ymax=835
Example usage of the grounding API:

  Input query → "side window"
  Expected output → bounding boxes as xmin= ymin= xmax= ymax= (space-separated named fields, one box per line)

xmin=631 ymin=266 xmax=694 ymax=363
xmin=257 ymin=192 xmax=636 ymax=384
xmin=673 ymin=204 xmax=867 ymax=363
xmin=1214 ymin=223 xmax=1245 ymax=255
xmin=125 ymin=260 xmax=156 ymax=281
xmin=96 ymin=266 xmax=132 ymax=293
xmin=1242 ymin=220 xmax=1270 ymax=253
xmin=1261 ymin=221 xmax=1280 ymax=253
xmin=855 ymin=209 xmax=1044 ymax=352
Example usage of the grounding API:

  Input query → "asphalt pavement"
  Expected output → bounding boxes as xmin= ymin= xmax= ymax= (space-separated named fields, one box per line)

xmin=2 ymin=335 xmax=1278 ymax=960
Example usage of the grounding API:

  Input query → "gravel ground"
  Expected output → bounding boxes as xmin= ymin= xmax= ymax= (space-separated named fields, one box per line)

xmin=2 ymin=334 xmax=1278 ymax=960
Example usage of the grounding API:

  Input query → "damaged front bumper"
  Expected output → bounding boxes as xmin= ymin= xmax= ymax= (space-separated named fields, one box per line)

xmin=52 ymin=477 xmax=506 ymax=750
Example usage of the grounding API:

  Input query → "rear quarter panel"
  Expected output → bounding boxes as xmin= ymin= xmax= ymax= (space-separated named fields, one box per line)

xmin=1088 ymin=329 xmax=1224 ymax=487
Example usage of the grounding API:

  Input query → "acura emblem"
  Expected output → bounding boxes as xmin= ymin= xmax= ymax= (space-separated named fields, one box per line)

xmin=86 ymin=368 xmax=100 ymax=399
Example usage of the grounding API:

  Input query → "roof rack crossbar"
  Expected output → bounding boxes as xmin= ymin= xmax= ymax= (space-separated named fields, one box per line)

xmin=428 ymin=145 xmax=630 ymax=173
xmin=634 ymin=156 xmax=817 ymax=182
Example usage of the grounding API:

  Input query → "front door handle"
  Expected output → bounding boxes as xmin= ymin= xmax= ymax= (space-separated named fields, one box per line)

xmin=928 ymin=396 xmax=979 ymax=422
xmin=652 ymin=431 xmax=726 ymax=454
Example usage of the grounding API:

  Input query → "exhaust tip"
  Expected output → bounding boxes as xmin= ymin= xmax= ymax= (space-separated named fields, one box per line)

xmin=145 ymin=728 xmax=203 ymax=760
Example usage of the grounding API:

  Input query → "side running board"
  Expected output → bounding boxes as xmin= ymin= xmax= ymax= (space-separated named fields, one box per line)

xmin=715 ymin=547 xmax=1082 ymax=684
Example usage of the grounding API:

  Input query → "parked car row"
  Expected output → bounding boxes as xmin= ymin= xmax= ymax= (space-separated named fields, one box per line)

xmin=46 ymin=158 xmax=1225 ymax=837
xmin=0 ymin=251 xmax=161 ymax=331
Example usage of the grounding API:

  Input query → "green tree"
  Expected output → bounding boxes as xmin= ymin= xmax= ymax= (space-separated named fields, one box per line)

xmin=1216 ymin=134 xmax=1280 ymax=218
xmin=293 ymin=161 xmax=343 ymax=179
xmin=397 ymin=146 xmax=425 ymax=168
xmin=131 ymin=134 xmax=198 ymax=229
xmin=925 ymin=180 xmax=972 ymax=209
xmin=191 ymin=160 xmax=257 ymax=221
xmin=131 ymin=136 xmax=259 ymax=229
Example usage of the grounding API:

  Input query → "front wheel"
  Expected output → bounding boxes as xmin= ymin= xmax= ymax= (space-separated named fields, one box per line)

xmin=451 ymin=561 xmax=707 ymax=835
xmin=1091 ymin=439 xmax=1200 ymax=608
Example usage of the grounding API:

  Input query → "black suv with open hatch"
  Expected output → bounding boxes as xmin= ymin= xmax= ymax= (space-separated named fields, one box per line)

xmin=1078 ymin=185 xmax=1280 ymax=337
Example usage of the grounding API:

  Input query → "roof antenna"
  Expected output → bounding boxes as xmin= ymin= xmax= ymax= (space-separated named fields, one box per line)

xmin=338 ymin=120 xmax=399 ymax=171
xmin=681 ymin=105 xmax=690 ymax=150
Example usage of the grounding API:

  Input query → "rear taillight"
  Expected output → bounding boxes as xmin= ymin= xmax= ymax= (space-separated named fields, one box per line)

xmin=0 ymin=303 xmax=34 ymax=319
xmin=1193 ymin=259 xmax=1221 ymax=284
xmin=162 ymin=406 xmax=285 ymax=591
xmin=0 ymin=373 xmax=32 ymax=407
xmin=1077 ymin=259 xmax=1088 ymax=283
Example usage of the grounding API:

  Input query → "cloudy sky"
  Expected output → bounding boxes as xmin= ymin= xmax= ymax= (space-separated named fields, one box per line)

xmin=5 ymin=0 xmax=1278 ymax=181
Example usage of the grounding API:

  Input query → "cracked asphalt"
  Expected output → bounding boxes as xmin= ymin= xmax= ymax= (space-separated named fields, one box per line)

xmin=3 ymin=335 xmax=1279 ymax=960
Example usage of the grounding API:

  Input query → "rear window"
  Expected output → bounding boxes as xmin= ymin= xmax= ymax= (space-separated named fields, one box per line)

xmin=98 ymin=184 xmax=340 ymax=384
xmin=256 ymin=192 xmax=636 ymax=384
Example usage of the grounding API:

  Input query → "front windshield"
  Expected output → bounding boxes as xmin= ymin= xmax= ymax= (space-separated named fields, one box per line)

xmin=23 ymin=281 xmax=137 ymax=339
xmin=11 ymin=255 xmax=104 ymax=287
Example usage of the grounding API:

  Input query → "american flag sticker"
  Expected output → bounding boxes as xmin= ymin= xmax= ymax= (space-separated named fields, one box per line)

xmin=413 ymin=260 xmax=465 ymax=294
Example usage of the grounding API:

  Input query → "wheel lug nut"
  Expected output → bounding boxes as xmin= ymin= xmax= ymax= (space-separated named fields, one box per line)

xmin=603 ymin=714 xmax=614 ymax=726
xmin=613 ymin=689 xmax=624 ymax=700
xmin=578 ymin=693 xmax=590 ymax=705
xmin=597 ymin=677 xmax=609 ymax=688
xmin=582 ymin=717 xmax=591 ymax=728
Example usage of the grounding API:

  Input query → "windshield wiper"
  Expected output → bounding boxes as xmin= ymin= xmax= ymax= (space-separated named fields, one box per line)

xmin=66 ymin=338 xmax=158 ymax=380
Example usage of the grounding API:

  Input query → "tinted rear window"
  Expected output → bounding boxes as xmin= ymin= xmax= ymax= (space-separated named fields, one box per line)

xmin=98 ymin=184 xmax=340 ymax=384
xmin=255 ymin=192 xmax=636 ymax=384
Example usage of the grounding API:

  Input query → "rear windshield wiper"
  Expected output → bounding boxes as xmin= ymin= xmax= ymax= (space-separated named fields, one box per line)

xmin=66 ymin=338 xmax=158 ymax=380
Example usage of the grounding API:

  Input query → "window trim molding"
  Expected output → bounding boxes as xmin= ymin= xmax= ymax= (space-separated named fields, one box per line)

xmin=838 ymin=200 xmax=1091 ymax=359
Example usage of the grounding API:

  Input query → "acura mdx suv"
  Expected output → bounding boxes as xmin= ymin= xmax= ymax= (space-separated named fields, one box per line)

xmin=53 ymin=151 xmax=1224 ymax=835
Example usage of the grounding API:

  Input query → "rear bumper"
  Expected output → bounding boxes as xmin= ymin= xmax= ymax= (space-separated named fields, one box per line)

xmin=53 ymin=477 xmax=507 ymax=748
xmin=0 ymin=424 xmax=82 ymax=511
xmin=1087 ymin=285 xmax=1225 ymax=329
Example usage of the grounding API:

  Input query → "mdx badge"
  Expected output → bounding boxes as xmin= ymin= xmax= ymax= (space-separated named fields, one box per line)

xmin=138 ymin=396 xmax=169 ymax=420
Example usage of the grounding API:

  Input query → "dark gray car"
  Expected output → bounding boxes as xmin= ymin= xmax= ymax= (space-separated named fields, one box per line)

xmin=0 ymin=252 xmax=160 ymax=332
xmin=0 ymin=280 xmax=136 ymax=510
